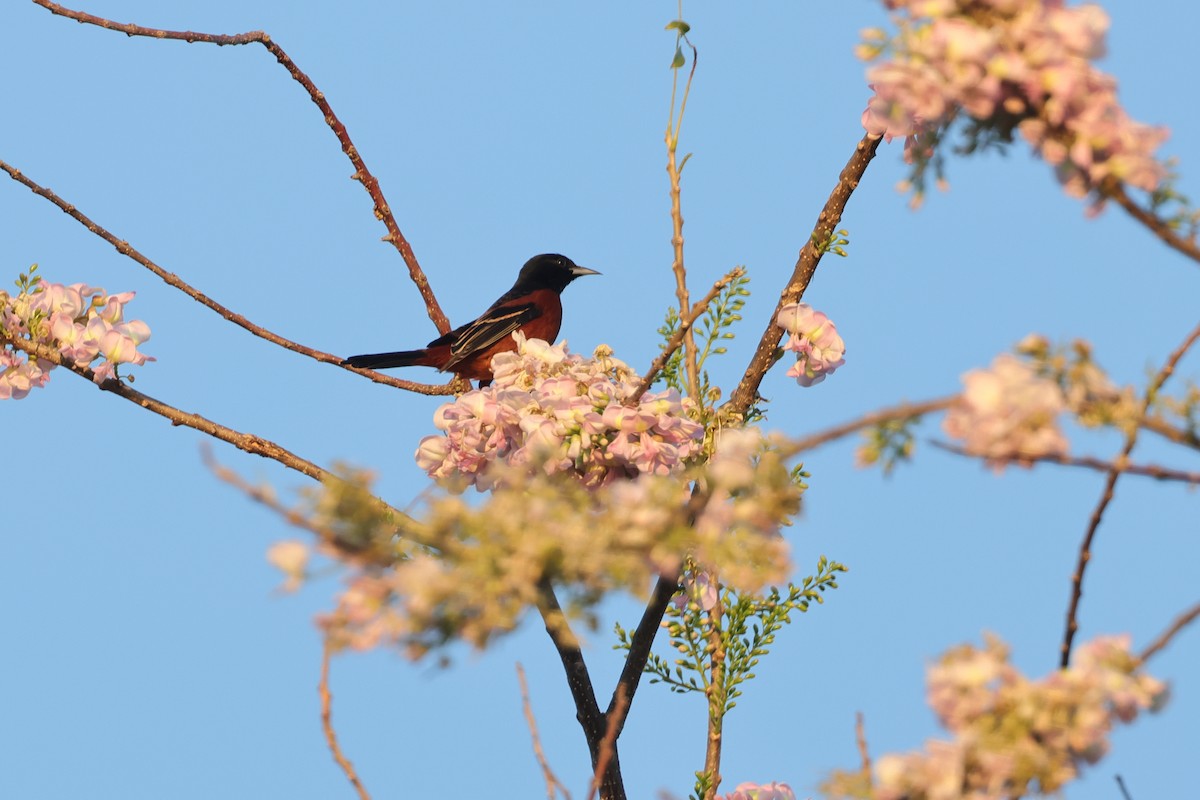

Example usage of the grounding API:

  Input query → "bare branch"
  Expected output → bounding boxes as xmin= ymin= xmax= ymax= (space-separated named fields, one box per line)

xmin=28 ymin=0 xmax=450 ymax=334
xmin=4 ymin=335 xmax=427 ymax=555
xmin=932 ymin=441 xmax=1200 ymax=485
xmin=1102 ymin=178 xmax=1200 ymax=267
xmin=726 ymin=134 xmax=882 ymax=418
xmin=606 ymin=576 xmax=679 ymax=733
xmin=632 ymin=267 xmax=745 ymax=404
xmin=794 ymin=396 xmax=956 ymax=453
xmin=0 ymin=159 xmax=456 ymax=395
xmin=517 ymin=663 xmax=573 ymax=800
xmin=320 ymin=640 xmax=373 ymax=800
xmin=1137 ymin=600 xmax=1200 ymax=666
xmin=1061 ymin=319 xmax=1200 ymax=668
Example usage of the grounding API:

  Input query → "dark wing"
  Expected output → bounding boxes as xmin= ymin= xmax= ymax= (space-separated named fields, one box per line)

xmin=443 ymin=301 xmax=540 ymax=370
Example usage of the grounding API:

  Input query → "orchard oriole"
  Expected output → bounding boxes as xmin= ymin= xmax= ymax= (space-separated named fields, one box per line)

xmin=344 ymin=253 xmax=599 ymax=382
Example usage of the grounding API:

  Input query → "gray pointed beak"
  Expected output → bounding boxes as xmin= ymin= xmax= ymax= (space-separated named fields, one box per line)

xmin=570 ymin=265 xmax=601 ymax=278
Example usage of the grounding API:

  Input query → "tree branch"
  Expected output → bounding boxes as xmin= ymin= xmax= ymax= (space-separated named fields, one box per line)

xmin=1061 ymin=319 xmax=1200 ymax=668
xmin=726 ymin=133 xmax=882 ymax=418
xmin=535 ymin=579 xmax=625 ymax=800
xmin=793 ymin=396 xmax=956 ymax=453
xmin=587 ymin=685 xmax=628 ymax=800
xmin=1102 ymin=178 xmax=1200 ymax=267
xmin=4 ymin=335 xmax=427 ymax=556
xmin=605 ymin=576 xmax=679 ymax=732
xmin=29 ymin=0 xmax=450 ymax=334
xmin=1137 ymin=600 xmax=1200 ymax=666
xmin=0 ymin=159 xmax=457 ymax=396
xmin=931 ymin=441 xmax=1200 ymax=485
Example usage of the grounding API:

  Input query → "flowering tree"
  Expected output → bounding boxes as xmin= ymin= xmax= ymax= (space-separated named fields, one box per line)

xmin=3 ymin=2 xmax=1197 ymax=799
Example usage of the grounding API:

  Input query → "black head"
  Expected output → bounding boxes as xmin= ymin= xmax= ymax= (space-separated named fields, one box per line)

xmin=513 ymin=253 xmax=600 ymax=294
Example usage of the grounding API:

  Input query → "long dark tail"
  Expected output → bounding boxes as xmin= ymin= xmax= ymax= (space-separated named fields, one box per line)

xmin=342 ymin=349 xmax=430 ymax=370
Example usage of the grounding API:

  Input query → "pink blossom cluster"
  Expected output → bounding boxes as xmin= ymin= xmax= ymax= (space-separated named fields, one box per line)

xmin=860 ymin=0 xmax=1167 ymax=203
xmin=416 ymin=334 xmax=705 ymax=489
xmin=1 ymin=276 xmax=154 ymax=398
xmin=721 ymin=781 xmax=795 ymax=800
xmin=868 ymin=634 xmax=1166 ymax=799
xmin=776 ymin=303 xmax=845 ymax=387
xmin=318 ymin=426 xmax=796 ymax=656
xmin=942 ymin=353 xmax=1067 ymax=465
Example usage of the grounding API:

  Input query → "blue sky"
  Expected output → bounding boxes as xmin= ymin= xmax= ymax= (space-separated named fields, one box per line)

xmin=3 ymin=2 xmax=1197 ymax=798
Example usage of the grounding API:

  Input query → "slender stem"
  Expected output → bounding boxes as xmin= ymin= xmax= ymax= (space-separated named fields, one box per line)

xmin=725 ymin=134 xmax=882 ymax=418
xmin=663 ymin=26 xmax=701 ymax=401
xmin=28 ymin=0 xmax=451 ymax=334
xmin=666 ymin=142 xmax=700 ymax=400
xmin=1061 ymin=319 xmax=1200 ymax=668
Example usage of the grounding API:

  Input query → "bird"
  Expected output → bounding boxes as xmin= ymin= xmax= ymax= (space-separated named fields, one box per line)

xmin=343 ymin=253 xmax=599 ymax=383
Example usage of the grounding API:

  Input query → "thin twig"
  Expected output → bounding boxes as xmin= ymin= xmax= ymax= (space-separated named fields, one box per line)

xmin=1137 ymin=600 xmax=1200 ymax=666
xmin=632 ymin=267 xmax=745 ymax=404
xmin=1115 ymin=774 xmax=1134 ymax=800
xmin=320 ymin=640 xmax=372 ymax=800
xmin=517 ymin=663 xmax=572 ymax=800
xmin=4 ymin=335 xmax=426 ymax=556
xmin=29 ymin=0 xmax=450 ymax=334
xmin=664 ymin=25 xmax=701 ymax=401
xmin=855 ymin=712 xmax=872 ymax=782
xmin=793 ymin=396 xmax=956 ymax=453
xmin=1061 ymin=319 xmax=1200 ymax=668
xmin=725 ymin=134 xmax=882 ymax=418
xmin=0 ymin=159 xmax=456 ymax=395
xmin=931 ymin=441 xmax=1200 ymax=485
xmin=1102 ymin=178 xmax=1200 ymax=267
xmin=587 ymin=685 xmax=629 ymax=800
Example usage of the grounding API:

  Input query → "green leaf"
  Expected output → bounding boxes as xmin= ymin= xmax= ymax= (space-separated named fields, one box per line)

xmin=665 ymin=19 xmax=691 ymax=34
xmin=671 ymin=46 xmax=686 ymax=69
